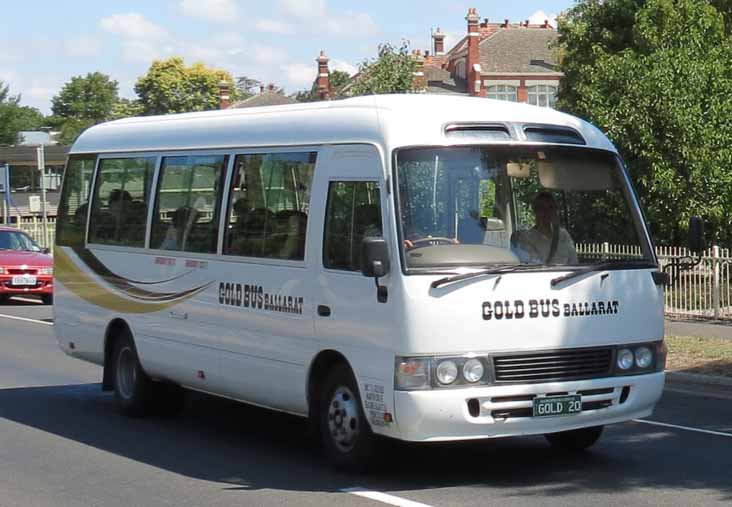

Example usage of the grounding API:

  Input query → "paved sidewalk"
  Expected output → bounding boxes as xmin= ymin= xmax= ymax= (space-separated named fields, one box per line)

xmin=665 ymin=318 xmax=732 ymax=340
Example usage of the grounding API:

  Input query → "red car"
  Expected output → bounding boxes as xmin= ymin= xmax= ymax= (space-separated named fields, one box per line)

xmin=0 ymin=226 xmax=53 ymax=305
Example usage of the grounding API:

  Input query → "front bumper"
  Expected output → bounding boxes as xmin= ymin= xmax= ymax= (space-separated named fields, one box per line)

xmin=0 ymin=276 xmax=53 ymax=295
xmin=393 ymin=372 xmax=664 ymax=441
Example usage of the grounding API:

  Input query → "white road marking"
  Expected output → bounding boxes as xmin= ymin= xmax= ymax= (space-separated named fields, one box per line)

xmin=11 ymin=296 xmax=43 ymax=304
xmin=341 ymin=488 xmax=436 ymax=507
xmin=634 ymin=419 xmax=732 ymax=438
xmin=0 ymin=313 xmax=53 ymax=326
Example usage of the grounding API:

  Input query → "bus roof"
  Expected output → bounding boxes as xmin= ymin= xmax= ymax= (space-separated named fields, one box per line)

xmin=69 ymin=94 xmax=617 ymax=155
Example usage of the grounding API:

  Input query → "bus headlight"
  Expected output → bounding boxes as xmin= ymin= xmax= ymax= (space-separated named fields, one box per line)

xmin=436 ymin=360 xmax=458 ymax=385
xmin=616 ymin=349 xmax=634 ymax=371
xmin=634 ymin=346 xmax=653 ymax=369
xmin=462 ymin=358 xmax=485 ymax=383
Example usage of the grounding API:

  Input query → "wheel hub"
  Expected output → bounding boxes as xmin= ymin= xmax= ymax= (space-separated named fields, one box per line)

xmin=327 ymin=386 xmax=359 ymax=452
xmin=116 ymin=346 xmax=137 ymax=400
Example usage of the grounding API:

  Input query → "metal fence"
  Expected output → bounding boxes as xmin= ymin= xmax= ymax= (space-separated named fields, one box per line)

xmin=577 ymin=243 xmax=732 ymax=320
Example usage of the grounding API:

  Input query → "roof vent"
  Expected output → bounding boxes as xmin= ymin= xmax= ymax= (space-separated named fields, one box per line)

xmin=523 ymin=125 xmax=586 ymax=145
xmin=445 ymin=123 xmax=511 ymax=141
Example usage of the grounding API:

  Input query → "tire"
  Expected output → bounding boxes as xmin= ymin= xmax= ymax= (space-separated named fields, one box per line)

xmin=111 ymin=330 xmax=154 ymax=416
xmin=319 ymin=363 xmax=380 ymax=471
xmin=0 ymin=295 xmax=7 ymax=305
xmin=41 ymin=294 xmax=53 ymax=305
xmin=545 ymin=425 xmax=604 ymax=452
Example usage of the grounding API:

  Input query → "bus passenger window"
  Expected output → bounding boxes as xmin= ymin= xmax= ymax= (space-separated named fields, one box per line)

xmin=150 ymin=155 xmax=228 ymax=253
xmin=224 ymin=152 xmax=315 ymax=260
xmin=323 ymin=181 xmax=382 ymax=271
xmin=56 ymin=155 xmax=96 ymax=247
xmin=88 ymin=157 xmax=155 ymax=247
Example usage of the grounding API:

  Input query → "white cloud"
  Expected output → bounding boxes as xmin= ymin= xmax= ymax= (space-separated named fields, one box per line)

xmin=528 ymin=10 xmax=557 ymax=27
xmin=251 ymin=44 xmax=288 ymax=65
xmin=0 ymin=68 xmax=20 ymax=84
xmin=64 ymin=36 xmax=103 ymax=58
xmin=277 ymin=0 xmax=378 ymax=37
xmin=255 ymin=19 xmax=294 ymax=34
xmin=282 ymin=63 xmax=316 ymax=88
xmin=179 ymin=0 xmax=240 ymax=24
xmin=100 ymin=13 xmax=169 ymax=63
xmin=100 ymin=12 xmax=168 ymax=41
xmin=329 ymin=58 xmax=357 ymax=76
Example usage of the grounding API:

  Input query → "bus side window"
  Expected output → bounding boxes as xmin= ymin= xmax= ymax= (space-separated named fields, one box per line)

xmin=88 ymin=157 xmax=155 ymax=247
xmin=224 ymin=152 xmax=315 ymax=260
xmin=323 ymin=181 xmax=382 ymax=271
xmin=56 ymin=155 xmax=96 ymax=247
xmin=150 ymin=155 xmax=227 ymax=253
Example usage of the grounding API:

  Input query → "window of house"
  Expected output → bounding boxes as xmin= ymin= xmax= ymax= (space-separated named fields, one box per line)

xmin=455 ymin=60 xmax=467 ymax=80
xmin=224 ymin=152 xmax=316 ymax=260
xmin=56 ymin=155 xmax=96 ymax=247
xmin=487 ymin=85 xmax=518 ymax=102
xmin=323 ymin=181 xmax=382 ymax=271
xmin=88 ymin=157 xmax=155 ymax=247
xmin=527 ymin=84 xmax=558 ymax=108
xmin=150 ymin=155 xmax=228 ymax=254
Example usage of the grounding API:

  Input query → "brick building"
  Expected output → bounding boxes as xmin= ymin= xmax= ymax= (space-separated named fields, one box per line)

xmin=317 ymin=7 xmax=561 ymax=107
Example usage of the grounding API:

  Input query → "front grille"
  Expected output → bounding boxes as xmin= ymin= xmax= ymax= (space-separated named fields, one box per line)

xmin=7 ymin=268 xmax=38 ymax=275
xmin=493 ymin=347 xmax=613 ymax=383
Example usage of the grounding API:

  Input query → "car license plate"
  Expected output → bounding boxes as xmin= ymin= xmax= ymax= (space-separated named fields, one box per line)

xmin=11 ymin=275 xmax=37 ymax=286
xmin=533 ymin=395 xmax=582 ymax=417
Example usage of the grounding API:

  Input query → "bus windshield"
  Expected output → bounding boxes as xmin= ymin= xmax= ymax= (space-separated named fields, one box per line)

xmin=395 ymin=146 xmax=654 ymax=270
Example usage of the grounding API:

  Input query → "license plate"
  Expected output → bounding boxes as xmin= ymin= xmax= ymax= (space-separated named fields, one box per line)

xmin=11 ymin=275 xmax=37 ymax=286
xmin=533 ymin=395 xmax=582 ymax=417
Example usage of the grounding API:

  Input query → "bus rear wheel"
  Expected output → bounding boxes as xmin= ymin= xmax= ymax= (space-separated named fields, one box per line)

xmin=319 ymin=364 xmax=380 ymax=471
xmin=112 ymin=331 xmax=154 ymax=416
xmin=545 ymin=425 xmax=604 ymax=452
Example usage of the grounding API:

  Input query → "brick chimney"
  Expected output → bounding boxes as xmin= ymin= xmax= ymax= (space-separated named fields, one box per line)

xmin=465 ymin=7 xmax=484 ymax=97
xmin=316 ymin=51 xmax=331 ymax=100
xmin=218 ymin=80 xmax=231 ymax=109
xmin=412 ymin=50 xmax=426 ymax=92
xmin=432 ymin=27 xmax=446 ymax=56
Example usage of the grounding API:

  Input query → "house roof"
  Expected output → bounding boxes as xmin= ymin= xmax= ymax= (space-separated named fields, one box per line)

xmin=231 ymin=90 xmax=297 ymax=108
xmin=478 ymin=28 xmax=559 ymax=74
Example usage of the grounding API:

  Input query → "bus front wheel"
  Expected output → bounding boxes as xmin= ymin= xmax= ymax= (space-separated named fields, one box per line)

xmin=319 ymin=364 xmax=379 ymax=471
xmin=545 ymin=425 xmax=604 ymax=452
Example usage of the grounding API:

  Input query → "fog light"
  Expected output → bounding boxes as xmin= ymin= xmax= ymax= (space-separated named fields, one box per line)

xmin=634 ymin=346 xmax=653 ymax=369
xmin=436 ymin=360 xmax=458 ymax=385
xmin=617 ymin=348 xmax=634 ymax=370
xmin=462 ymin=358 xmax=484 ymax=383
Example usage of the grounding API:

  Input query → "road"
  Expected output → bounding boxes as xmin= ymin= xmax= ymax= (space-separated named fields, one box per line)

xmin=1 ymin=298 xmax=731 ymax=507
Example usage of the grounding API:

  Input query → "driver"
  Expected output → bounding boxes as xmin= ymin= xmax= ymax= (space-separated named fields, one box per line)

xmin=513 ymin=191 xmax=577 ymax=264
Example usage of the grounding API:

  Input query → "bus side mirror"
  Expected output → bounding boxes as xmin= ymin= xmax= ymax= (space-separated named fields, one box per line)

xmin=361 ymin=237 xmax=390 ymax=278
xmin=688 ymin=216 xmax=705 ymax=254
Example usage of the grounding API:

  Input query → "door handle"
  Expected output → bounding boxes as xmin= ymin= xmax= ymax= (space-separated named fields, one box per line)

xmin=170 ymin=311 xmax=188 ymax=320
xmin=317 ymin=305 xmax=331 ymax=317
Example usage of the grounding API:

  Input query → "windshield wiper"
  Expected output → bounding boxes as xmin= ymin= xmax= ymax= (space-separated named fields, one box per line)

xmin=431 ymin=264 xmax=545 ymax=289
xmin=550 ymin=260 xmax=656 ymax=287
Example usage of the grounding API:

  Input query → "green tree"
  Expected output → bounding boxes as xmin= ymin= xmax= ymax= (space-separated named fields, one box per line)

xmin=557 ymin=0 xmax=732 ymax=246
xmin=235 ymin=76 xmax=262 ymax=99
xmin=49 ymin=72 xmax=120 ymax=144
xmin=0 ymin=81 xmax=45 ymax=145
xmin=348 ymin=42 xmax=422 ymax=96
xmin=135 ymin=57 xmax=237 ymax=115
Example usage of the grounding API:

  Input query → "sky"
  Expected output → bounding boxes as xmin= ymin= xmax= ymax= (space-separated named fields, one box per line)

xmin=2 ymin=1 xmax=575 ymax=115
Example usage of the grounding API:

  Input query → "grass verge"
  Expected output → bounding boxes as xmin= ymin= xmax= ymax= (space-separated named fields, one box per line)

xmin=666 ymin=336 xmax=732 ymax=377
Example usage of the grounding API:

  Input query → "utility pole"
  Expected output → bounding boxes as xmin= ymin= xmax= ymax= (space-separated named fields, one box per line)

xmin=0 ymin=162 xmax=8 ymax=225
xmin=36 ymin=146 xmax=49 ymax=248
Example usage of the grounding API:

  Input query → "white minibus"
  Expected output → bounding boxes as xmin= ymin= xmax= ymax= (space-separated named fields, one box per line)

xmin=55 ymin=94 xmax=668 ymax=469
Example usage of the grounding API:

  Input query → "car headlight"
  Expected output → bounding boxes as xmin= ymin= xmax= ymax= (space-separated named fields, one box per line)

xmin=617 ymin=348 xmax=634 ymax=370
xmin=634 ymin=346 xmax=653 ymax=369
xmin=436 ymin=360 xmax=458 ymax=385
xmin=463 ymin=358 xmax=485 ymax=383
xmin=38 ymin=267 xmax=53 ymax=275
xmin=0 ymin=266 xmax=5 ymax=274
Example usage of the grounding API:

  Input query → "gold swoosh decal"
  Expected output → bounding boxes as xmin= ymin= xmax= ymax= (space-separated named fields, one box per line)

xmin=54 ymin=247 xmax=209 ymax=313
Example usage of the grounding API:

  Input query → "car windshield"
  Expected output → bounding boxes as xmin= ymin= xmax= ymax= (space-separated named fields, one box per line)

xmin=395 ymin=146 xmax=654 ymax=270
xmin=0 ymin=230 xmax=42 ymax=252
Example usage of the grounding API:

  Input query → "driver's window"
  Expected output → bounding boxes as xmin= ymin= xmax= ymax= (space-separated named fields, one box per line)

xmin=323 ymin=181 xmax=382 ymax=271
